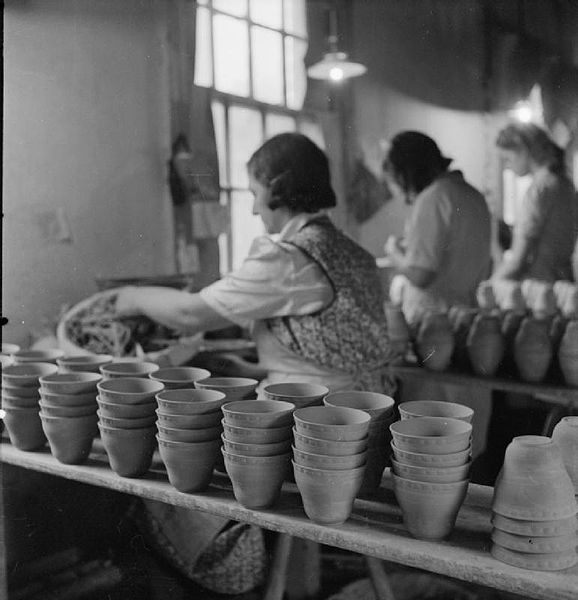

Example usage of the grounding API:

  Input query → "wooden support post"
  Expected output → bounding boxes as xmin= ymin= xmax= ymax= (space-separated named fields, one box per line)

xmin=263 ymin=533 xmax=293 ymax=600
xmin=365 ymin=556 xmax=396 ymax=600
xmin=285 ymin=538 xmax=321 ymax=600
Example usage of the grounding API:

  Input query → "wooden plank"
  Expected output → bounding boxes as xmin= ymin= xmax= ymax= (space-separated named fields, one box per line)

xmin=391 ymin=365 xmax=578 ymax=406
xmin=2 ymin=442 xmax=577 ymax=600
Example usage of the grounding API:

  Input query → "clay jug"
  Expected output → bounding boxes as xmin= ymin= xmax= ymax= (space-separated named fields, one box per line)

xmin=384 ymin=303 xmax=411 ymax=360
xmin=500 ymin=311 xmax=526 ymax=376
xmin=558 ymin=319 xmax=578 ymax=387
xmin=415 ymin=312 xmax=454 ymax=371
xmin=551 ymin=417 xmax=578 ymax=493
xmin=466 ymin=314 xmax=504 ymax=377
xmin=450 ymin=306 xmax=478 ymax=371
xmin=513 ymin=317 xmax=553 ymax=383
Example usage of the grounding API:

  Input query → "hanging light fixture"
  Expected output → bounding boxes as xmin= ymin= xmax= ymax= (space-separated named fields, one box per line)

xmin=307 ymin=4 xmax=367 ymax=82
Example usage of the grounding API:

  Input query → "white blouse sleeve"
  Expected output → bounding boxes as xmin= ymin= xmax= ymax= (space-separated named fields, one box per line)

xmin=199 ymin=235 xmax=333 ymax=328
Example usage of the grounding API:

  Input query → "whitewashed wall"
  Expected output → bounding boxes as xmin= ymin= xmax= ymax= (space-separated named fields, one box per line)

xmin=3 ymin=0 xmax=174 ymax=346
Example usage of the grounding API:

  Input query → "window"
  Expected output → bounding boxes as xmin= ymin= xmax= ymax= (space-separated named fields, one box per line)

xmin=195 ymin=0 xmax=324 ymax=272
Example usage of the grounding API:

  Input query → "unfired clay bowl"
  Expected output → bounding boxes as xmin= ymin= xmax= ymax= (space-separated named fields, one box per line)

xmin=221 ymin=420 xmax=291 ymax=444
xmin=293 ymin=406 xmax=371 ymax=442
xmin=3 ymin=406 xmax=46 ymax=451
xmin=391 ymin=441 xmax=471 ymax=468
xmin=195 ymin=377 xmax=259 ymax=401
xmin=40 ymin=413 xmax=98 ymax=464
xmin=97 ymin=377 xmax=164 ymax=405
xmin=398 ymin=401 xmax=473 ymax=423
xmin=39 ymin=372 xmax=102 ymax=395
xmin=323 ymin=391 xmax=395 ymax=419
xmin=155 ymin=408 xmax=223 ymax=429
xmin=97 ymin=397 xmax=157 ymax=419
xmin=223 ymin=449 xmax=291 ymax=509
xmin=157 ymin=423 xmax=222 ymax=443
xmin=158 ymin=436 xmax=221 ymax=492
xmin=2 ymin=393 xmax=40 ymax=409
xmin=222 ymin=399 xmax=295 ymax=429
xmin=12 ymin=349 xmax=64 ymax=364
xmin=221 ymin=434 xmax=292 ymax=457
xmin=97 ymin=411 xmax=157 ymax=430
xmin=389 ymin=417 xmax=472 ymax=455
xmin=391 ymin=457 xmax=471 ymax=484
xmin=1 ymin=383 xmax=41 ymax=398
xmin=98 ymin=423 xmax=157 ymax=478
xmin=293 ymin=461 xmax=366 ymax=525
xmin=100 ymin=361 xmax=160 ymax=379
xmin=156 ymin=389 xmax=226 ymax=415
xmin=293 ymin=428 xmax=368 ymax=456
xmin=263 ymin=382 xmax=329 ymax=408
xmin=292 ymin=446 xmax=366 ymax=470
xmin=40 ymin=389 xmax=98 ymax=408
xmin=150 ymin=367 xmax=211 ymax=390
xmin=56 ymin=354 xmax=113 ymax=373
xmin=40 ymin=401 xmax=97 ymax=418
xmin=2 ymin=363 xmax=58 ymax=387
xmin=392 ymin=474 xmax=469 ymax=540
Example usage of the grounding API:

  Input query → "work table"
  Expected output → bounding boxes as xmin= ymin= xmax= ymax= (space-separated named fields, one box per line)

xmin=2 ymin=440 xmax=577 ymax=600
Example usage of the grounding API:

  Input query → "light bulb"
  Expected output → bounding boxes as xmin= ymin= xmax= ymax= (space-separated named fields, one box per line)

xmin=510 ymin=101 xmax=534 ymax=124
xmin=329 ymin=67 xmax=345 ymax=81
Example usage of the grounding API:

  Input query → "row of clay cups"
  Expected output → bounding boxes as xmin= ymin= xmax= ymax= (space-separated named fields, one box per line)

xmin=155 ymin=388 xmax=228 ymax=492
xmin=324 ymin=391 xmax=396 ymax=495
xmin=292 ymin=406 xmax=370 ymax=525
xmin=389 ymin=416 xmax=472 ymax=541
xmin=221 ymin=400 xmax=295 ymax=509
xmin=491 ymin=435 xmax=578 ymax=571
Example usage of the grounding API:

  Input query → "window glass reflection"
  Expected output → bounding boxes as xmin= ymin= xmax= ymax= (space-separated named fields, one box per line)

xmin=213 ymin=0 xmax=247 ymax=17
xmin=299 ymin=121 xmax=325 ymax=150
xmin=229 ymin=106 xmax=262 ymax=188
xmin=250 ymin=0 xmax=282 ymax=29
xmin=211 ymin=100 xmax=228 ymax=186
xmin=265 ymin=113 xmax=296 ymax=138
xmin=252 ymin=27 xmax=284 ymax=105
xmin=195 ymin=7 xmax=212 ymax=87
xmin=283 ymin=0 xmax=307 ymax=35
xmin=285 ymin=36 xmax=307 ymax=109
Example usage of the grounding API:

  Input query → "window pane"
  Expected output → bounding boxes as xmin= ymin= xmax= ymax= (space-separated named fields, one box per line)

xmin=214 ymin=14 xmax=250 ymax=96
xmin=211 ymin=100 xmax=228 ymax=187
xmin=250 ymin=0 xmax=282 ymax=29
xmin=285 ymin=36 xmax=307 ymax=109
xmin=218 ymin=191 xmax=231 ymax=275
xmin=194 ymin=7 xmax=212 ymax=88
xmin=214 ymin=0 xmax=247 ymax=17
xmin=231 ymin=190 xmax=265 ymax=271
xmin=299 ymin=121 xmax=325 ymax=150
xmin=265 ymin=113 xmax=296 ymax=138
xmin=229 ymin=106 xmax=262 ymax=188
xmin=252 ymin=27 xmax=284 ymax=105
xmin=283 ymin=0 xmax=307 ymax=35
xmin=197 ymin=0 xmax=208 ymax=4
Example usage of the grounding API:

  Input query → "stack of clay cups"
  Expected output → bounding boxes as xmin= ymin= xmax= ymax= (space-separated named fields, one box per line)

xmin=57 ymin=354 xmax=113 ymax=374
xmin=324 ymin=391 xmax=396 ymax=495
xmin=292 ymin=406 xmax=370 ymax=525
xmin=2 ymin=362 xmax=58 ymax=450
xmin=99 ymin=360 xmax=160 ymax=380
xmin=38 ymin=372 xmax=102 ymax=464
xmin=156 ymin=388 xmax=227 ymax=492
xmin=491 ymin=435 xmax=578 ymax=571
xmin=97 ymin=377 xmax=164 ymax=477
xmin=389 ymin=416 xmax=472 ymax=540
xmin=221 ymin=400 xmax=295 ymax=509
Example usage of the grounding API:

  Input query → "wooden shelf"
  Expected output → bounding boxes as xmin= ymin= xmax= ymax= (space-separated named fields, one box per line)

xmin=2 ymin=440 xmax=577 ymax=600
xmin=391 ymin=364 xmax=578 ymax=406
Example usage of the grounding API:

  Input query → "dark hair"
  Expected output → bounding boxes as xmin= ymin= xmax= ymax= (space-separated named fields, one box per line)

xmin=247 ymin=133 xmax=336 ymax=212
xmin=496 ymin=122 xmax=566 ymax=175
xmin=382 ymin=131 xmax=452 ymax=195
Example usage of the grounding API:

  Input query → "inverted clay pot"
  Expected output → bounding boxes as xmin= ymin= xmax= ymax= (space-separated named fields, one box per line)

xmin=513 ymin=317 xmax=553 ymax=383
xmin=466 ymin=314 xmax=504 ymax=377
xmin=415 ymin=312 xmax=454 ymax=372
xmin=558 ymin=319 xmax=578 ymax=387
